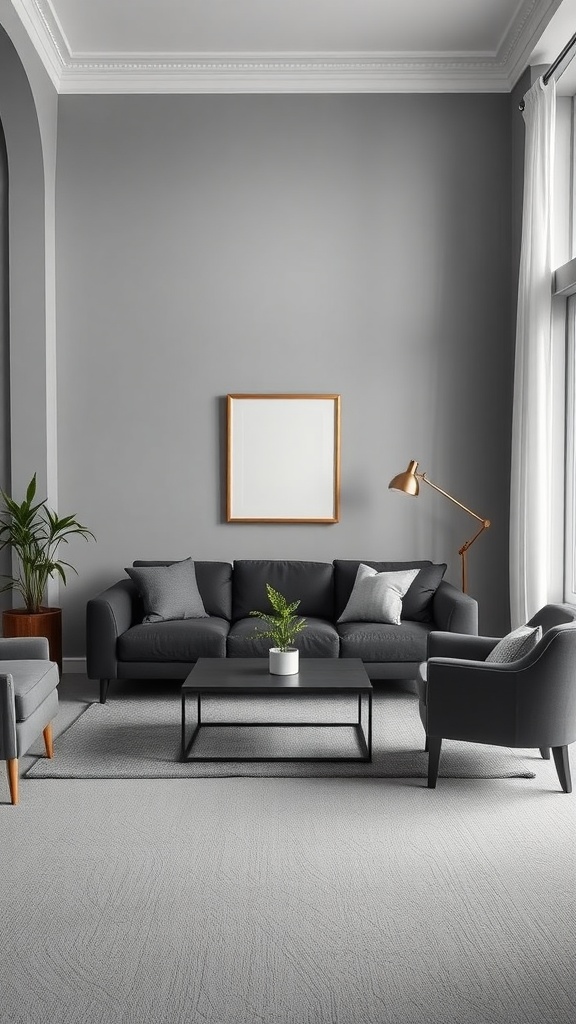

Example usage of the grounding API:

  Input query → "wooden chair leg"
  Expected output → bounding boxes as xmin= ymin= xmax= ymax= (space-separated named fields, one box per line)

xmin=540 ymin=747 xmax=551 ymax=760
xmin=427 ymin=736 xmax=442 ymax=789
xmin=100 ymin=679 xmax=110 ymax=704
xmin=552 ymin=746 xmax=572 ymax=794
xmin=43 ymin=723 xmax=54 ymax=759
xmin=7 ymin=759 xmax=19 ymax=805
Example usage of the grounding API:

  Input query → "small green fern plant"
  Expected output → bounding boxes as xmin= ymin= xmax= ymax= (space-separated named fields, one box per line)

xmin=249 ymin=584 xmax=307 ymax=651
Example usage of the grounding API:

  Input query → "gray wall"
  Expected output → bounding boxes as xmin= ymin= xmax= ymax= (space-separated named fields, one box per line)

xmin=55 ymin=93 xmax=514 ymax=652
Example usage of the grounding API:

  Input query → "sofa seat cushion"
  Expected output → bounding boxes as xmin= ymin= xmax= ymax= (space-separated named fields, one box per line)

xmin=227 ymin=617 xmax=340 ymax=658
xmin=117 ymin=617 xmax=229 ymax=662
xmin=2 ymin=660 xmax=60 ymax=721
xmin=337 ymin=621 xmax=432 ymax=663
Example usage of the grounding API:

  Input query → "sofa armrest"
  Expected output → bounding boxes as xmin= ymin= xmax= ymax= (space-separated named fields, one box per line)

xmin=0 ymin=636 xmax=50 ymax=660
xmin=432 ymin=581 xmax=478 ymax=635
xmin=427 ymin=632 xmax=499 ymax=661
xmin=86 ymin=579 xmax=137 ymax=680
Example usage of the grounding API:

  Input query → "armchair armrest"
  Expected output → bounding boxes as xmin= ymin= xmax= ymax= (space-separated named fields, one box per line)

xmin=427 ymin=632 xmax=499 ymax=661
xmin=0 ymin=636 xmax=50 ymax=660
xmin=426 ymin=657 xmax=519 ymax=745
xmin=0 ymin=673 xmax=17 ymax=760
xmin=432 ymin=581 xmax=478 ymax=635
xmin=86 ymin=579 xmax=137 ymax=680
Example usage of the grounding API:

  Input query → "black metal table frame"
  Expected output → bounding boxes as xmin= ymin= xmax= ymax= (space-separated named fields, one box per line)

xmin=181 ymin=688 xmax=373 ymax=763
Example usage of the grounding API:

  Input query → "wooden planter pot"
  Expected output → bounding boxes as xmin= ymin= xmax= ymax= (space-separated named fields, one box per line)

xmin=2 ymin=607 xmax=62 ymax=675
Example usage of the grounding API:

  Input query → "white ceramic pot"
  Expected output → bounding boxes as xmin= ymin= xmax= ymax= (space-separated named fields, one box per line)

xmin=269 ymin=647 xmax=299 ymax=675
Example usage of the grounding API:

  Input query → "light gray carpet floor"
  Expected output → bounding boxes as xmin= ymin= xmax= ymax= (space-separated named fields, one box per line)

xmin=25 ymin=685 xmax=538 ymax=780
xmin=1 ymin=676 xmax=575 ymax=1024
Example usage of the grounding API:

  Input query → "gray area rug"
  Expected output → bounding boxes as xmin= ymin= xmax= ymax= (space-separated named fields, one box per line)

xmin=25 ymin=689 xmax=536 ymax=780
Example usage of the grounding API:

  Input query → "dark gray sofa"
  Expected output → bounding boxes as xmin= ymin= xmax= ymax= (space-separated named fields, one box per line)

xmin=86 ymin=558 xmax=478 ymax=702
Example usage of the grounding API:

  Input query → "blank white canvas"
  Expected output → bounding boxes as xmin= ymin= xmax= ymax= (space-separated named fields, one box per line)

xmin=229 ymin=397 xmax=338 ymax=520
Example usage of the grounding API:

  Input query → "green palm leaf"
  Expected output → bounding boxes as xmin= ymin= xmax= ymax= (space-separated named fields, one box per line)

xmin=0 ymin=473 xmax=95 ymax=612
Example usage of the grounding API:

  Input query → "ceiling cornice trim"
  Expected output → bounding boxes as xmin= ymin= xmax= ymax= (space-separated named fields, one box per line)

xmin=56 ymin=57 xmax=511 ymax=96
xmin=496 ymin=0 xmax=564 ymax=88
xmin=8 ymin=0 xmax=564 ymax=95
xmin=9 ymin=0 xmax=66 ymax=87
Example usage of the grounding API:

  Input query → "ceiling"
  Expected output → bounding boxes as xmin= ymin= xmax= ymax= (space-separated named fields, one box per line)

xmin=8 ymin=0 xmax=574 ymax=94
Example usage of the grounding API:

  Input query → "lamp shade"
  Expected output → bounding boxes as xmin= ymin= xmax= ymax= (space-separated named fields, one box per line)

xmin=388 ymin=460 xmax=420 ymax=495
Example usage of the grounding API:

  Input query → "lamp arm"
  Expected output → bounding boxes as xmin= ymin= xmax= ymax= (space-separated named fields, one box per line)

xmin=458 ymin=519 xmax=490 ymax=556
xmin=458 ymin=520 xmax=491 ymax=593
xmin=418 ymin=473 xmax=489 ymax=526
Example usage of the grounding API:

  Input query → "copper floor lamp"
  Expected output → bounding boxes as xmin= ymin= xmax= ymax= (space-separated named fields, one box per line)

xmin=388 ymin=460 xmax=490 ymax=594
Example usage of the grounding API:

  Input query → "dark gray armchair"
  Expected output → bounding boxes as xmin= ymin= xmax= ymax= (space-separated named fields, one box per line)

xmin=418 ymin=603 xmax=576 ymax=792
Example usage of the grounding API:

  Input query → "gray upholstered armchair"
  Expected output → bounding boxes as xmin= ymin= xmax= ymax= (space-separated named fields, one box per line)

xmin=0 ymin=636 xmax=59 ymax=805
xmin=418 ymin=604 xmax=576 ymax=792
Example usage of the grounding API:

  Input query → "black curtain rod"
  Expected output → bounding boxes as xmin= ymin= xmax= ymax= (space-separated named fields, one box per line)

xmin=519 ymin=31 xmax=576 ymax=110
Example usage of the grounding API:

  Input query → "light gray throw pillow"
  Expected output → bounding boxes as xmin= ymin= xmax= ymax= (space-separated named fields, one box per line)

xmin=337 ymin=564 xmax=419 ymax=625
xmin=485 ymin=623 xmax=542 ymax=663
xmin=125 ymin=558 xmax=208 ymax=623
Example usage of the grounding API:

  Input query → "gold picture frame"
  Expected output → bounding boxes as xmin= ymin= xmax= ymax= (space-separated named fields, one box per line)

xmin=226 ymin=394 xmax=341 ymax=523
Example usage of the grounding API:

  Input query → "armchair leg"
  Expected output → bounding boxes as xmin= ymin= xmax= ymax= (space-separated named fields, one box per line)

xmin=7 ymin=759 xmax=19 ymax=805
xmin=43 ymin=723 xmax=54 ymax=759
xmin=100 ymin=679 xmax=110 ymax=704
xmin=540 ymin=747 xmax=551 ymax=760
xmin=424 ymin=736 xmax=429 ymax=752
xmin=427 ymin=736 xmax=442 ymax=789
xmin=552 ymin=746 xmax=572 ymax=794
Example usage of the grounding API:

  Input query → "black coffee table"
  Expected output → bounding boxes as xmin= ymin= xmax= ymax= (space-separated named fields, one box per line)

xmin=180 ymin=657 xmax=373 ymax=763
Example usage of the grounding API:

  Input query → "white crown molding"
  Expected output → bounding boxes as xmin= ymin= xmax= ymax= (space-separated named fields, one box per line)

xmin=497 ymin=0 xmax=565 ymax=88
xmin=57 ymin=55 xmax=512 ymax=96
xmin=9 ymin=0 xmax=66 ymax=88
xmin=7 ymin=0 xmax=565 ymax=94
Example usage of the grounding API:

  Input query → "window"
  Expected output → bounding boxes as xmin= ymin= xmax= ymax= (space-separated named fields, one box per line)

xmin=555 ymin=97 xmax=576 ymax=600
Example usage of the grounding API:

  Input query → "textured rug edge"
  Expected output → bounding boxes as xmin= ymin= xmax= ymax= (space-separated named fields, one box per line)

xmin=23 ymin=695 xmax=537 ymax=781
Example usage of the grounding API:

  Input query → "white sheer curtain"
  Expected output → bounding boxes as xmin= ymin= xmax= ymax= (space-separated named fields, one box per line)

xmin=510 ymin=77 xmax=556 ymax=628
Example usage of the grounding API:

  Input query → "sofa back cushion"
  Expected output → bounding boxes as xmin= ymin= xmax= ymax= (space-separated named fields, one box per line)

xmin=132 ymin=560 xmax=232 ymax=620
xmin=232 ymin=560 xmax=334 ymax=621
xmin=333 ymin=560 xmax=434 ymax=621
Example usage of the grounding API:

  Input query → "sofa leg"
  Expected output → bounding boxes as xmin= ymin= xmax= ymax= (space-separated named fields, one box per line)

xmin=540 ymin=747 xmax=551 ymax=760
xmin=43 ymin=723 xmax=54 ymax=759
xmin=424 ymin=735 xmax=429 ymax=752
xmin=427 ymin=736 xmax=442 ymax=789
xmin=7 ymin=759 xmax=19 ymax=805
xmin=100 ymin=679 xmax=110 ymax=704
xmin=552 ymin=746 xmax=572 ymax=794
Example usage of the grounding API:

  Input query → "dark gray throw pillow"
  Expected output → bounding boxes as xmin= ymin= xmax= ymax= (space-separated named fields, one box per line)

xmin=402 ymin=563 xmax=447 ymax=622
xmin=125 ymin=557 xmax=208 ymax=623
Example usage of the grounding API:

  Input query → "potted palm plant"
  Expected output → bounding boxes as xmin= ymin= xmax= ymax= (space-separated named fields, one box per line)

xmin=250 ymin=584 xmax=307 ymax=675
xmin=0 ymin=474 xmax=95 ymax=671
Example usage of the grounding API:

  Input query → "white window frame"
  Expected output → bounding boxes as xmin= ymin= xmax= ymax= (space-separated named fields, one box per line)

xmin=564 ymin=296 xmax=576 ymax=602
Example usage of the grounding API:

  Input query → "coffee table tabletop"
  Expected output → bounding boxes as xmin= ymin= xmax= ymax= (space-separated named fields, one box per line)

xmin=181 ymin=658 xmax=373 ymax=763
xmin=182 ymin=657 xmax=372 ymax=693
